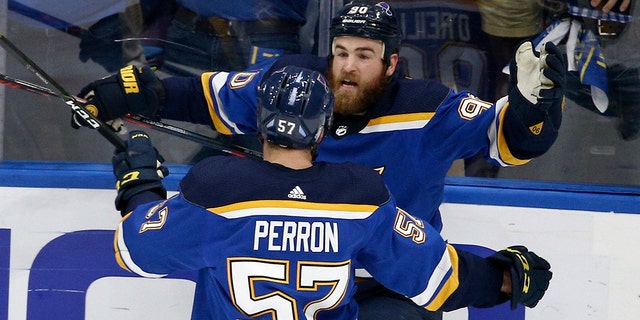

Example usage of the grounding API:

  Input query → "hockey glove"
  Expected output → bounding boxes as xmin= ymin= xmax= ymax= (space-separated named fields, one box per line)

xmin=72 ymin=65 xmax=165 ymax=128
xmin=487 ymin=245 xmax=552 ymax=310
xmin=503 ymin=41 xmax=567 ymax=158
xmin=112 ymin=130 xmax=168 ymax=212
xmin=509 ymin=41 xmax=566 ymax=112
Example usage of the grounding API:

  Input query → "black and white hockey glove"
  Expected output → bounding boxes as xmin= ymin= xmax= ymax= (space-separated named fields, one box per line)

xmin=72 ymin=65 xmax=165 ymax=129
xmin=487 ymin=245 xmax=552 ymax=310
xmin=510 ymin=41 xmax=566 ymax=113
xmin=503 ymin=41 xmax=567 ymax=158
xmin=112 ymin=130 xmax=168 ymax=213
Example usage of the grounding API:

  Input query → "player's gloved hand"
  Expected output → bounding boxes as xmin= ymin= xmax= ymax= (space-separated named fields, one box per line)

xmin=72 ymin=65 xmax=165 ymax=129
xmin=503 ymin=41 xmax=566 ymax=159
xmin=509 ymin=41 xmax=566 ymax=113
xmin=487 ymin=245 xmax=552 ymax=310
xmin=112 ymin=130 xmax=169 ymax=212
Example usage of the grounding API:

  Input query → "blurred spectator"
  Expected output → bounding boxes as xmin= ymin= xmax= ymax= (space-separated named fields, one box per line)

xmin=572 ymin=0 xmax=639 ymax=140
xmin=78 ymin=1 xmax=148 ymax=72
xmin=478 ymin=0 xmax=547 ymax=100
xmin=533 ymin=0 xmax=640 ymax=141
xmin=466 ymin=0 xmax=547 ymax=177
xmin=155 ymin=0 xmax=310 ymax=74
xmin=8 ymin=0 xmax=148 ymax=72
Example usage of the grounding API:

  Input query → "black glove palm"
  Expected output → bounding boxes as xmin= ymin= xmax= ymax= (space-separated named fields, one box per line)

xmin=72 ymin=65 xmax=165 ymax=128
xmin=488 ymin=245 xmax=552 ymax=310
xmin=113 ymin=130 xmax=169 ymax=213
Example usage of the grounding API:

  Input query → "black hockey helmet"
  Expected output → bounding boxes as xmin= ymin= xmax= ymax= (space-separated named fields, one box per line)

xmin=330 ymin=1 xmax=402 ymax=62
xmin=258 ymin=66 xmax=334 ymax=149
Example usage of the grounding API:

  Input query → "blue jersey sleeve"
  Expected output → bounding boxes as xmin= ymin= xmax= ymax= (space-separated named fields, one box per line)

xmin=359 ymin=203 xmax=506 ymax=311
xmin=424 ymin=90 xmax=531 ymax=166
xmin=199 ymin=70 xmax=264 ymax=134
xmin=115 ymin=194 xmax=217 ymax=276
xmin=160 ymin=54 xmax=328 ymax=135
xmin=160 ymin=69 xmax=268 ymax=133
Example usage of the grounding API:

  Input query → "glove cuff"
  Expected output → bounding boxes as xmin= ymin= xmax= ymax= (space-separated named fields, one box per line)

xmin=487 ymin=249 xmax=521 ymax=310
xmin=115 ymin=167 xmax=166 ymax=211
xmin=115 ymin=180 xmax=166 ymax=211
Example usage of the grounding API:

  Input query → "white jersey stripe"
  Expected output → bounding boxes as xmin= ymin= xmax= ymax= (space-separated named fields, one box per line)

xmin=488 ymin=96 xmax=508 ymax=166
xmin=210 ymin=73 xmax=244 ymax=134
xmin=116 ymin=221 xmax=167 ymax=279
xmin=360 ymin=119 xmax=431 ymax=134
xmin=215 ymin=207 xmax=375 ymax=220
xmin=410 ymin=248 xmax=453 ymax=306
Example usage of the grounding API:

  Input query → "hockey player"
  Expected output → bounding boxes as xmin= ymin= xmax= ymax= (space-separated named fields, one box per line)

xmin=78 ymin=1 xmax=564 ymax=318
xmin=76 ymin=0 xmax=566 ymax=233
xmin=112 ymin=66 xmax=552 ymax=320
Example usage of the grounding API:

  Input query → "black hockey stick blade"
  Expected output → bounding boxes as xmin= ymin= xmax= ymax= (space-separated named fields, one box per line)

xmin=0 ymin=33 xmax=127 ymax=150
xmin=0 ymin=72 xmax=263 ymax=159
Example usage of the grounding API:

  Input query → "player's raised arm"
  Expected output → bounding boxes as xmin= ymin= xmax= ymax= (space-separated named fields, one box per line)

xmin=501 ymin=40 xmax=567 ymax=160
xmin=73 ymin=63 xmax=272 ymax=133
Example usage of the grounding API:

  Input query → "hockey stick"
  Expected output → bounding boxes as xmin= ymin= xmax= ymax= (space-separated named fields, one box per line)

xmin=0 ymin=33 xmax=128 ymax=151
xmin=0 ymin=72 xmax=262 ymax=159
xmin=124 ymin=115 xmax=262 ymax=159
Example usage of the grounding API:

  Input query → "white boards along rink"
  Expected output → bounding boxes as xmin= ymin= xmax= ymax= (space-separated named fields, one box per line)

xmin=0 ymin=162 xmax=639 ymax=319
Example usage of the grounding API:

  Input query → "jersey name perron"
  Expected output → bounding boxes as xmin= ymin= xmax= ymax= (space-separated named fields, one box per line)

xmin=253 ymin=220 xmax=339 ymax=253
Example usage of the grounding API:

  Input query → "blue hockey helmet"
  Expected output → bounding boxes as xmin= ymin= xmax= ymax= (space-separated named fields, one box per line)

xmin=258 ymin=66 xmax=334 ymax=149
xmin=330 ymin=1 xmax=402 ymax=62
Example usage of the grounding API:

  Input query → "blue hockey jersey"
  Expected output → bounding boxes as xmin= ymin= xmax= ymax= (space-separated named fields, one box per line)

xmin=160 ymin=54 xmax=557 ymax=231
xmin=115 ymin=156 xmax=504 ymax=319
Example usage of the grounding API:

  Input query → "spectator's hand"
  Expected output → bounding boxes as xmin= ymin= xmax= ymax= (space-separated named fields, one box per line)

xmin=79 ymin=14 xmax=124 ymax=73
xmin=72 ymin=65 xmax=165 ymax=129
xmin=112 ymin=130 xmax=168 ymax=211
xmin=591 ymin=0 xmax=630 ymax=13
xmin=488 ymin=246 xmax=552 ymax=310
xmin=510 ymin=41 xmax=566 ymax=113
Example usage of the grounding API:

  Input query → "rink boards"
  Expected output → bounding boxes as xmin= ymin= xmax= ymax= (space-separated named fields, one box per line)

xmin=0 ymin=162 xmax=639 ymax=320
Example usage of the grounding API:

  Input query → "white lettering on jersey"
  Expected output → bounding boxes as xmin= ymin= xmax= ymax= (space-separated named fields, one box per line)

xmin=254 ymin=220 xmax=339 ymax=253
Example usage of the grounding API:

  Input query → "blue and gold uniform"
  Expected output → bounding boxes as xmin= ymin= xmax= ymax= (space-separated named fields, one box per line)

xmin=115 ymin=155 xmax=505 ymax=319
xmin=161 ymin=53 xmax=559 ymax=231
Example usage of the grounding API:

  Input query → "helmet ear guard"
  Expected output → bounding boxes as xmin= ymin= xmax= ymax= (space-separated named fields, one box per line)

xmin=330 ymin=1 xmax=402 ymax=62
xmin=257 ymin=66 xmax=334 ymax=150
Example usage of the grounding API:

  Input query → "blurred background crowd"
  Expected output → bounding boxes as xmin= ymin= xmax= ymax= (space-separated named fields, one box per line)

xmin=1 ymin=0 xmax=639 ymax=186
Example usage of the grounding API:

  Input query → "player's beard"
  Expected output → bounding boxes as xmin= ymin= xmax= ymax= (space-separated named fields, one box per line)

xmin=328 ymin=67 xmax=388 ymax=115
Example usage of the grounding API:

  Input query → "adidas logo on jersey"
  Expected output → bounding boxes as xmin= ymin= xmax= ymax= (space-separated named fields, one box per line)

xmin=288 ymin=186 xmax=307 ymax=200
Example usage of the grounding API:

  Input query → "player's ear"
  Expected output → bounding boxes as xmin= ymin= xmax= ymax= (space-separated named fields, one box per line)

xmin=385 ymin=53 xmax=399 ymax=77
